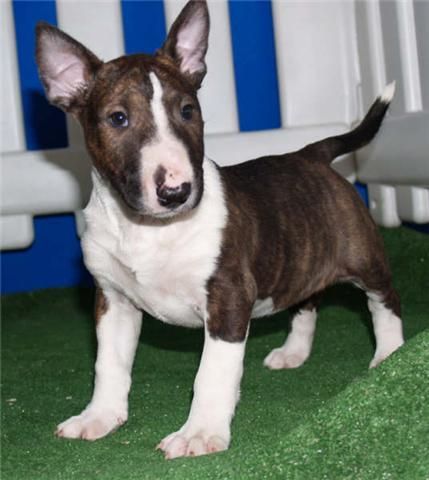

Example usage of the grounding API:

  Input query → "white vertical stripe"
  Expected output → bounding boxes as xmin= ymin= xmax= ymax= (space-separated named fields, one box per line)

xmin=413 ymin=0 xmax=429 ymax=109
xmin=0 ymin=0 xmax=25 ymax=153
xmin=0 ymin=215 xmax=34 ymax=250
xmin=272 ymin=1 xmax=357 ymax=128
xmin=56 ymin=0 xmax=125 ymax=147
xmin=366 ymin=1 xmax=387 ymax=94
xmin=163 ymin=0 xmax=239 ymax=135
xmin=395 ymin=0 xmax=422 ymax=112
xmin=337 ymin=1 xmax=362 ymax=125
xmin=395 ymin=186 xmax=429 ymax=223
xmin=355 ymin=0 xmax=387 ymax=109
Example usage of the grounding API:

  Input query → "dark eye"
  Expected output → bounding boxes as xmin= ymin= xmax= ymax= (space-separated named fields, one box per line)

xmin=180 ymin=104 xmax=194 ymax=121
xmin=109 ymin=111 xmax=128 ymax=128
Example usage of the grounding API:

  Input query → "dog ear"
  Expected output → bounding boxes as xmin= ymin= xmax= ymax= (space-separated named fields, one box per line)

xmin=159 ymin=0 xmax=209 ymax=89
xmin=36 ymin=22 xmax=102 ymax=113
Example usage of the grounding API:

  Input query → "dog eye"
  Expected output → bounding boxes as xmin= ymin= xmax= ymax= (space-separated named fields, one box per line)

xmin=109 ymin=111 xmax=128 ymax=128
xmin=180 ymin=104 xmax=194 ymax=121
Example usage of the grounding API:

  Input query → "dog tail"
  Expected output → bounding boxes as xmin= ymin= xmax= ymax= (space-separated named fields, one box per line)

xmin=301 ymin=82 xmax=395 ymax=164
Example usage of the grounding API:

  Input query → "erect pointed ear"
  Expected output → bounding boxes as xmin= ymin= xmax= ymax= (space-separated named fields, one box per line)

xmin=158 ymin=0 xmax=209 ymax=89
xmin=35 ymin=22 xmax=102 ymax=113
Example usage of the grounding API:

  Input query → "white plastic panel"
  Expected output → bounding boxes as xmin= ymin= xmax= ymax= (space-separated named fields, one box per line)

xmin=206 ymin=123 xmax=356 ymax=181
xmin=0 ymin=0 xmax=25 ymax=153
xmin=413 ymin=0 xmax=429 ymax=109
xmin=379 ymin=0 xmax=423 ymax=114
xmin=0 ymin=215 xmax=34 ymax=250
xmin=354 ymin=0 xmax=387 ymax=109
xmin=163 ymin=0 xmax=239 ymax=135
xmin=56 ymin=0 xmax=124 ymax=64
xmin=272 ymin=0 xmax=360 ymax=127
xmin=367 ymin=184 xmax=401 ymax=227
xmin=379 ymin=0 xmax=407 ymax=115
xmin=206 ymin=124 xmax=346 ymax=167
xmin=357 ymin=112 xmax=429 ymax=185
xmin=395 ymin=0 xmax=422 ymax=112
xmin=396 ymin=186 xmax=429 ymax=223
xmin=56 ymin=0 xmax=125 ymax=147
xmin=0 ymin=149 xmax=92 ymax=216
xmin=355 ymin=0 xmax=429 ymax=226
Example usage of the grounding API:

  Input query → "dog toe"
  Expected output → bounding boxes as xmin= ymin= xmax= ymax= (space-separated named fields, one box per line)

xmin=264 ymin=349 xmax=306 ymax=369
xmin=159 ymin=430 xmax=229 ymax=459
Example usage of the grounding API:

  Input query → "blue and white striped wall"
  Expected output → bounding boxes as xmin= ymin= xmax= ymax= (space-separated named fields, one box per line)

xmin=1 ymin=0 xmax=428 ymax=294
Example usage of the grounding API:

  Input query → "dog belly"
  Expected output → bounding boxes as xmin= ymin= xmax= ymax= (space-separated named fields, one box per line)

xmin=135 ymin=289 xmax=205 ymax=328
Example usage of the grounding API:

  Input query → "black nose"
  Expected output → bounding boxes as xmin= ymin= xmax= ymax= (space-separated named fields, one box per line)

xmin=157 ymin=182 xmax=191 ymax=209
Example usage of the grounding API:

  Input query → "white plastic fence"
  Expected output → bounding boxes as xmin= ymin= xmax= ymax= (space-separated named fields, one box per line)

xmin=355 ymin=0 xmax=429 ymax=225
xmin=1 ymin=0 xmax=428 ymax=250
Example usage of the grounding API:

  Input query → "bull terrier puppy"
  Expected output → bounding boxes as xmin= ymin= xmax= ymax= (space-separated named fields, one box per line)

xmin=36 ymin=0 xmax=403 ymax=459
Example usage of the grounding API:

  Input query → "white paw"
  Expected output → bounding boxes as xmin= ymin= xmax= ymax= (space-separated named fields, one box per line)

xmin=55 ymin=408 xmax=126 ymax=440
xmin=263 ymin=348 xmax=307 ymax=370
xmin=369 ymin=356 xmax=383 ymax=369
xmin=369 ymin=338 xmax=404 ymax=369
xmin=157 ymin=429 xmax=229 ymax=459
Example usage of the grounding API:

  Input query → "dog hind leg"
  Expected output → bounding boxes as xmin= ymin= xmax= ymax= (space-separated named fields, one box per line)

xmin=349 ymin=249 xmax=404 ymax=368
xmin=366 ymin=287 xmax=404 ymax=368
xmin=264 ymin=296 xmax=320 ymax=370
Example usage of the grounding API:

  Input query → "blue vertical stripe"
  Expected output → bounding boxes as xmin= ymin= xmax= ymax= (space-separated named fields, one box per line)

xmin=121 ymin=0 xmax=166 ymax=55
xmin=228 ymin=0 xmax=281 ymax=131
xmin=12 ymin=0 xmax=68 ymax=150
xmin=2 ymin=2 xmax=83 ymax=294
xmin=355 ymin=182 xmax=369 ymax=207
xmin=1 ymin=215 xmax=92 ymax=294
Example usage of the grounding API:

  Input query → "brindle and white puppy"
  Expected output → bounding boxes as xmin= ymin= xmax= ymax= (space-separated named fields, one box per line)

xmin=36 ymin=0 xmax=403 ymax=459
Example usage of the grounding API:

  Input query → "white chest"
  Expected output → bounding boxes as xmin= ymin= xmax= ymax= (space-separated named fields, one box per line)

xmin=82 ymin=159 xmax=227 ymax=328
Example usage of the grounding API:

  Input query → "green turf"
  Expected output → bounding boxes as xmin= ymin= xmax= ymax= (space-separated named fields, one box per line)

xmin=2 ymin=227 xmax=428 ymax=479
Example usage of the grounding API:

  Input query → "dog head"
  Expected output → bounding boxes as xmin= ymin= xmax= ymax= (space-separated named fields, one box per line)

xmin=36 ymin=1 xmax=209 ymax=219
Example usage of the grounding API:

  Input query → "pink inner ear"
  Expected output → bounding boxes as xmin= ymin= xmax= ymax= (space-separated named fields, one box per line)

xmin=176 ymin=14 xmax=206 ymax=74
xmin=48 ymin=55 xmax=86 ymax=100
xmin=42 ymin=43 xmax=86 ymax=101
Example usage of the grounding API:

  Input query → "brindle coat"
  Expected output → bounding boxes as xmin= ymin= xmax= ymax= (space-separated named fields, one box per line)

xmin=35 ymin=0 xmax=403 ymax=458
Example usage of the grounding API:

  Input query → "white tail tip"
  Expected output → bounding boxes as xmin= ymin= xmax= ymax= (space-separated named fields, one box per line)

xmin=380 ymin=81 xmax=396 ymax=104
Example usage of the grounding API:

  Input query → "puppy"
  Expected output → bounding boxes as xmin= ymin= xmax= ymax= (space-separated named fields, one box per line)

xmin=36 ymin=0 xmax=403 ymax=459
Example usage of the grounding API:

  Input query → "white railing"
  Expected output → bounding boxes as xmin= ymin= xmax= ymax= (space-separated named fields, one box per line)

xmin=355 ymin=0 xmax=429 ymax=225
xmin=1 ymin=0 xmax=427 ymax=250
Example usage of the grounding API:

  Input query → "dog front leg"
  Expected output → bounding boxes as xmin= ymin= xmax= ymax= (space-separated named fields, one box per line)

xmin=56 ymin=287 xmax=142 ymax=440
xmin=158 ymin=319 xmax=248 ymax=459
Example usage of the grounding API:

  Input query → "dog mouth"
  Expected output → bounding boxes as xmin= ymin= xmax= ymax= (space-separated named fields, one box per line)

xmin=107 ymin=164 xmax=204 ymax=221
xmin=155 ymin=186 xmax=203 ymax=219
xmin=142 ymin=170 xmax=204 ymax=220
xmin=123 ymin=185 xmax=202 ymax=221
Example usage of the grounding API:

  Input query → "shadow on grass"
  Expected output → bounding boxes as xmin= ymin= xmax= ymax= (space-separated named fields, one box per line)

xmin=70 ymin=282 xmax=375 ymax=359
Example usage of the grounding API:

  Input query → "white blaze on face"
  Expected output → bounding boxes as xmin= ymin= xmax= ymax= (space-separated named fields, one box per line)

xmin=140 ymin=72 xmax=194 ymax=214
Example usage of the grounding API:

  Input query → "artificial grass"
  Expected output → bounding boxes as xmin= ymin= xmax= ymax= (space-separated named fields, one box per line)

xmin=2 ymin=226 xmax=428 ymax=479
